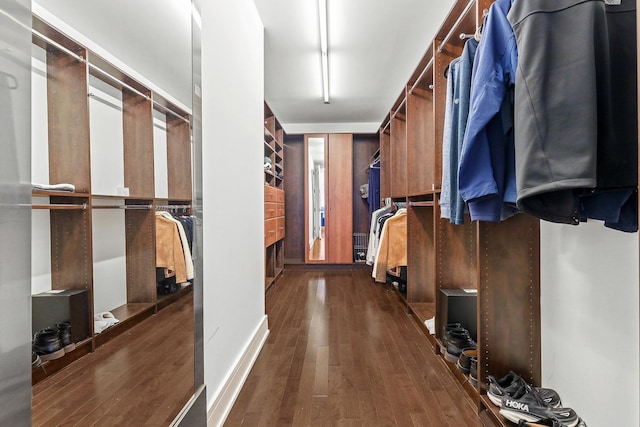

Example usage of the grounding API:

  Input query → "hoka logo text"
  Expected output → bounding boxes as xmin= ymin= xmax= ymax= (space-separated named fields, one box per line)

xmin=505 ymin=400 xmax=529 ymax=412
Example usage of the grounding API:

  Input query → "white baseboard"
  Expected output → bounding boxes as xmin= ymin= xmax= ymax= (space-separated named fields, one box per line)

xmin=207 ymin=315 xmax=269 ymax=427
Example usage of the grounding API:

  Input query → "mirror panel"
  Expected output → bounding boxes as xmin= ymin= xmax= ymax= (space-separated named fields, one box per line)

xmin=305 ymin=135 xmax=327 ymax=262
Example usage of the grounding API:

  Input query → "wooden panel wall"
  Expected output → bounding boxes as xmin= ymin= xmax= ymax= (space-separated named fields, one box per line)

xmin=327 ymin=134 xmax=353 ymax=263
xmin=167 ymin=118 xmax=192 ymax=200
xmin=407 ymin=86 xmax=436 ymax=195
xmin=390 ymin=114 xmax=407 ymax=198
xmin=380 ymin=130 xmax=391 ymax=199
xmin=123 ymin=91 xmax=154 ymax=198
xmin=47 ymin=49 xmax=91 ymax=193
xmin=283 ymin=134 xmax=306 ymax=263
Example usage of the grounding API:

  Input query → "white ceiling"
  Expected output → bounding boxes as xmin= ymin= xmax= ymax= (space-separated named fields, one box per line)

xmin=254 ymin=0 xmax=455 ymax=134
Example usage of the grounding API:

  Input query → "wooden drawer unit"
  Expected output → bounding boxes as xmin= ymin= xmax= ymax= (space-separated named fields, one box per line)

xmin=265 ymin=202 xmax=278 ymax=219
xmin=265 ymin=218 xmax=277 ymax=247
xmin=265 ymin=186 xmax=277 ymax=202
xmin=275 ymin=189 xmax=285 ymax=203
xmin=276 ymin=203 xmax=285 ymax=217
xmin=276 ymin=217 xmax=285 ymax=240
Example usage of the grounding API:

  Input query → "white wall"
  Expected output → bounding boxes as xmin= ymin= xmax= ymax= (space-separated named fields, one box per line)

xmin=201 ymin=0 xmax=266 ymax=423
xmin=541 ymin=221 xmax=639 ymax=426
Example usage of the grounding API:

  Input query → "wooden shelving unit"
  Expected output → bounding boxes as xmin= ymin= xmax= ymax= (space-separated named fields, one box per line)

xmin=264 ymin=102 xmax=285 ymax=291
xmin=377 ymin=1 xmax=539 ymax=426
xmin=31 ymin=17 xmax=194 ymax=384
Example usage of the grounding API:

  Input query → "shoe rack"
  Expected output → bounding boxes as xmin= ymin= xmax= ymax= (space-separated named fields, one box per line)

xmin=377 ymin=1 xmax=541 ymax=426
xmin=31 ymin=16 xmax=193 ymax=384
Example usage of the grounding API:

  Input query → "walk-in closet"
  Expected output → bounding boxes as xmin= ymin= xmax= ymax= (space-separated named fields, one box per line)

xmin=0 ymin=0 xmax=638 ymax=426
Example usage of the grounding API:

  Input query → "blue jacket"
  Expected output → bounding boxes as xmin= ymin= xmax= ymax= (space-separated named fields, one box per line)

xmin=458 ymin=0 xmax=519 ymax=222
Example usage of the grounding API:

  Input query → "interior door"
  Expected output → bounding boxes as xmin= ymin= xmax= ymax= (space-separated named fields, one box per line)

xmin=326 ymin=133 xmax=353 ymax=263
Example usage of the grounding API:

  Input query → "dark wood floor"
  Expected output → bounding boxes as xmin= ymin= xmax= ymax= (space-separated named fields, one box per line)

xmin=226 ymin=269 xmax=483 ymax=427
xmin=32 ymin=293 xmax=194 ymax=427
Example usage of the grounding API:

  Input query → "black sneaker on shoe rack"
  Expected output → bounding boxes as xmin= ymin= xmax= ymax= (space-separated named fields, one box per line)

xmin=488 ymin=371 xmax=562 ymax=408
xmin=440 ymin=323 xmax=464 ymax=354
xmin=54 ymin=322 xmax=76 ymax=353
xmin=32 ymin=328 xmax=65 ymax=361
xmin=499 ymin=384 xmax=579 ymax=427
xmin=444 ymin=329 xmax=476 ymax=363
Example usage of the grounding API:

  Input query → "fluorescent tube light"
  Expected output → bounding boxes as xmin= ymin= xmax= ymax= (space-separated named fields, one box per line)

xmin=318 ymin=0 xmax=329 ymax=103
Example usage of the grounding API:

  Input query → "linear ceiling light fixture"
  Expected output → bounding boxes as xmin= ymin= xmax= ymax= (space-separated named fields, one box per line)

xmin=318 ymin=0 xmax=329 ymax=104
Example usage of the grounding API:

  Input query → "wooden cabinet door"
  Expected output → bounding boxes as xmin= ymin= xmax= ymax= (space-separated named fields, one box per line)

xmin=326 ymin=134 xmax=353 ymax=263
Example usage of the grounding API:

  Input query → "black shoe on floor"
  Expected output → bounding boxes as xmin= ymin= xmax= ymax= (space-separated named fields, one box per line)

xmin=499 ymin=384 xmax=578 ymax=427
xmin=488 ymin=371 xmax=562 ymax=408
xmin=444 ymin=329 xmax=476 ymax=363
xmin=33 ymin=328 xmax=65 ymax=361
xmin=55 ymin=322 xmax=76 ymax=353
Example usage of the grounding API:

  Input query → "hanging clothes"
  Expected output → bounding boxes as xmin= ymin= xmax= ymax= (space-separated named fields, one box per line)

xmin=155 ymin=213 xmax=187 ymax=284
xmin=373 ymin=209 xmax=407 ymax=283
xmin=508 ymin=0 xmax=637 ymax=231
xmin=366 ymin=205 xmax=391 ymax=265
xmin=156 ymin=211 xmax=194 ymax=281
xmin=440 ymin=37 xmax=478 ymax=225
xmin=457 ymin=0 xmax=519 ymax=222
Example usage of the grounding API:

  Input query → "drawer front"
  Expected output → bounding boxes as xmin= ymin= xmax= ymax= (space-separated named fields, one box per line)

xmin=265 ymin=202 xmax=278 ymax=219
xmin=265 ymin=218 xmax=277 ymax=247
xmin=265 ymin=186 xmax=277 ymax=202
xmin=276 ymin=203 xmax=285 ymax=217
xmin=275 ymin=189 xmax=285 ymax=203
xmin=276 ymin=217 xmax=285 ymax=241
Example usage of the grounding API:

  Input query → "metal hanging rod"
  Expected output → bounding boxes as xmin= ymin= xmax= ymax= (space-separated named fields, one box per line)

xmin=437 ymin=0 xmax=476 ymax=53
xmin=93 ymin=204 xmax=152 ymax=210
xmin=409 ymin=57 xmax=435 ymax=94
xmin=459 ymin=33 xmax=475 ymax=40
xmin=32 ymin=28 xmax=190 ymax=125
xmin=389 ymin=97 xmax=407 ymax=123
xmin=156 ymin=205 xmax=191 ymax=211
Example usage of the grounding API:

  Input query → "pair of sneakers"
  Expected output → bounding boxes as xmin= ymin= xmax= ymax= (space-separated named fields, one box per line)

xmin=488 ymin=371 xmax=584 ymax=427
xmin=32 ymin=322 xmax=75 ymax=362
xmin=441 ymin=323 xmax=476 ymax=364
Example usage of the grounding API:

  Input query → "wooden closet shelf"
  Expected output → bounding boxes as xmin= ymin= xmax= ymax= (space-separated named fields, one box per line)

xmin=479 ymin=396 xmax=510 ymax=427
xmin=32 ymin=190 xmax=90 ymax=198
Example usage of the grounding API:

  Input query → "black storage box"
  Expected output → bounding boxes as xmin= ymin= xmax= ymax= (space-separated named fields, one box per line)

xmin=32 ymin=289 xmax=90 ymax=343
xmin=439 ymin=288 xmax=477 ymax=341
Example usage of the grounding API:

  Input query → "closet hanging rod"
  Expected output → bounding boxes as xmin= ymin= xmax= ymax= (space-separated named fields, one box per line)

xmin=32 ymin=29 xmax=85 ymax=62
xmin=156 ymin=205 xmax=191 ymax=211
xmin=389 ymin=97 xmax=407 ymax=123
xmin=92 ymin=204 xmax=152 ymax=210
xmin=437 ymin=0 xmax=475 ymax=53
xmin=409 ymin=57 xmax=434 ymax=94
xmin=381 ymin=120 xmax=391 ymax=134
xmin=31 ymin=29 xmax=190 ymax=126
xmin=30 ymin=203 xmax=88 ymax=210
xmin=459 ymin=33 xmax=475 ymax=40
